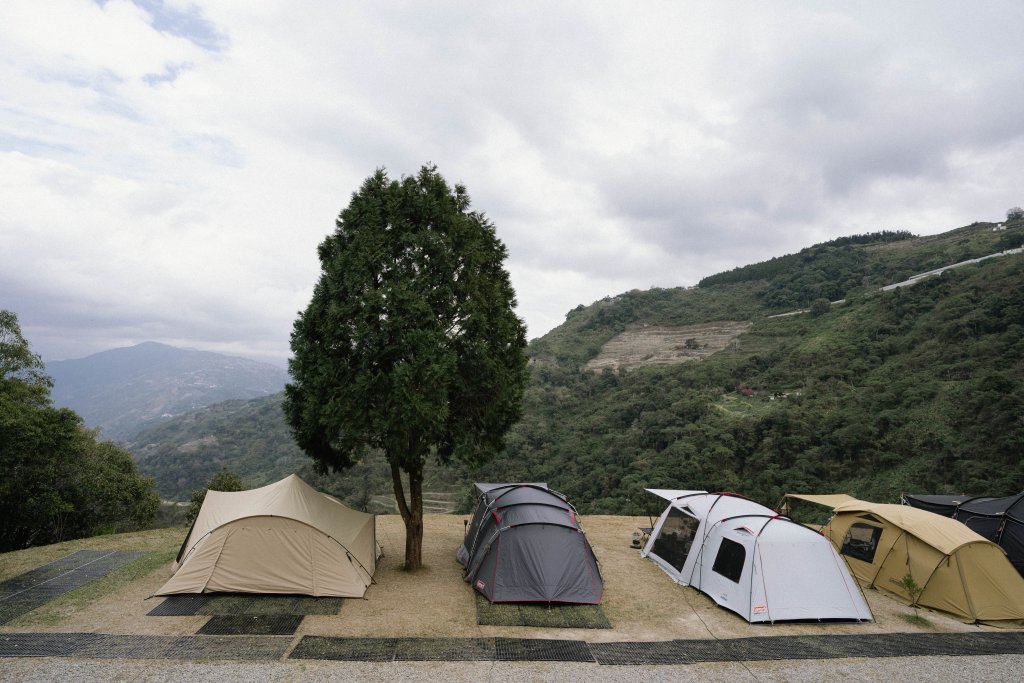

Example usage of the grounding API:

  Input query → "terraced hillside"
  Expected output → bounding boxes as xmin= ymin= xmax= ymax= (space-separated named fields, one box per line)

xmin=585 ymin=321 xmax=753 ymax=371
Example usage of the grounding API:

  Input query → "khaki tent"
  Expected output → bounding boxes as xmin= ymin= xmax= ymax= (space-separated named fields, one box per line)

xmin=156 ymin=474 xmax=379 ymax=597
xmin=786 ymin=494 xmax=1024 ymax=626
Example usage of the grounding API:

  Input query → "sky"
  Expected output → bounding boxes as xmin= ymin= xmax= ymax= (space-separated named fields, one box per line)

xmin=3 ymin=1 xmax=1023 ymax=368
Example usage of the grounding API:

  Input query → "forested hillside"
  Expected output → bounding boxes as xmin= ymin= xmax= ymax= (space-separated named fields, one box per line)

xmin=128 ymin=216 xmax=1024 ymax=514
xmin=1 ymin=311 xmax=159 ymax=551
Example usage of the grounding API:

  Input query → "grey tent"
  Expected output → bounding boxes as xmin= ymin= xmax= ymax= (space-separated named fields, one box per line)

xmin=903 ymin=492 xmax=1024 ymax=576
xmin=456 ymin=483 xmax=603 ymax=604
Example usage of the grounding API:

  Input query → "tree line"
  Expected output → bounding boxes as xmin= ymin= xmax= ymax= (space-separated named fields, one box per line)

xmin=0 ymin=310 xmax=159 ymax=551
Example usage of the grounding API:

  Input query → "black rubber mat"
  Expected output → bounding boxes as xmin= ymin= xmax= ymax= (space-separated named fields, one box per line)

xmin=289 ymin=636 xmax=398 ymax=661
xmin=162 ymin=635 xmax=292 ymax=660
xmin=475 ymin=595 xmax=611 ymax=628
xmin=147 ymin=593 xmax=343 ymax=616
xmin=0 ymin=550 xmax=146 ymax=625
xmin=0 ymin=551 xmax=109 ymax=596
xmin=589 ymin=632 xmax=1024 ymax=665
xmin=3 ymin=630 xmax=1022 ymax=663
xmin=588 ymin=640 xmax=690 ymax=665
xmin=71 ymin=633 xmax=177 ymax=659
xmin=495 ymin=637 xmax=594 ymax=662
xmin=394 ymin=637 xmax=496 ymax=661
xmin=0 ymin=633 xmax=290 ymax=660
xmin=197 ymin=614 xmax=304 ymax=636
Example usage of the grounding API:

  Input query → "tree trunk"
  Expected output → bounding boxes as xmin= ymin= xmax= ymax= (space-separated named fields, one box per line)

xmin=390 ymin=462 xmax=424 ymax=570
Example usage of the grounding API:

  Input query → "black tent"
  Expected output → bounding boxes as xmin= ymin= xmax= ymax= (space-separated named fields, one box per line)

xmin=903 ymin=492 xmax=1024 ymax=575
xmin=456 ymin=483 xmax=603 ymax=604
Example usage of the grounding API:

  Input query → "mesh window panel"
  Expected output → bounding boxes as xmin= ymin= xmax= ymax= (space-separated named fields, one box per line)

xmin=710 ymin=538 xmax=745 ymax=583
xmin=840 ymin=523 xmax=883 ymax=563
xmin=650 ymin=508 xmax=698 ymax=572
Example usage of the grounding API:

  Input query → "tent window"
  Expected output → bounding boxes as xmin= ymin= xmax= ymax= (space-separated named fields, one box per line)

xmin=840 ymin=523 xmax=883 ymax=563
xmin=651 ymin=507 xmax=698 ymax=572
xmin=712 ymin=538 xmax=746 ymax=583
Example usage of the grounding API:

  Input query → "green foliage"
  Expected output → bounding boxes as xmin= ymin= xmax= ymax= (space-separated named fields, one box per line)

xmin=467 ymin=225 xmax=1024 ymax=512
xmin=897 ymin=573 xmax=924 ymax=608
xmin=0 ymin=309 xmax=52 ymax=406
xmin=809 ymin=298 xmax=832 ymax=316
xmin=130 ymin=393 xmax=307 ymax=500
xmin=186 ymin=468 xmax=245 ymax=524
xmin=284 ymin=165 xmax=529 ymax=566
xmin=697 ymin=231 xmax=913 ymax=289
xmin=127 ymin=219 xmax=1024 ymax=519
xmin=0 ymin=311 xmax=159 ymax=551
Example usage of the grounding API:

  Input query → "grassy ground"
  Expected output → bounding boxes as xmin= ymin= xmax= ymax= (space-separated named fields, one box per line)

xmin=0 ymin=515 xmax=998 ymax=642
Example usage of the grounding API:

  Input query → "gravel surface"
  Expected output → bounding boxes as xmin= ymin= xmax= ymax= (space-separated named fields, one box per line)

xmin=3 ymin=655 xmax=1024 ymax=682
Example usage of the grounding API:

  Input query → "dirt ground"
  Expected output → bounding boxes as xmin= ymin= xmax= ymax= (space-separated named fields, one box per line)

xmin=0 ymin=515 xmax=1012 ymax=641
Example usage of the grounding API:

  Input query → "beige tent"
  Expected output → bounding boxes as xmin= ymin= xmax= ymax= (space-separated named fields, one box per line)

xmin=786 ymin=494 xmax=1024 ymax=626
xmin=157 ymin=474 xmax=379 ymax=597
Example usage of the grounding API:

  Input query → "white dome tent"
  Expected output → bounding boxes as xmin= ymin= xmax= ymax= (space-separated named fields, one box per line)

xmin=641 ymin=489 xmax=872 ymax=623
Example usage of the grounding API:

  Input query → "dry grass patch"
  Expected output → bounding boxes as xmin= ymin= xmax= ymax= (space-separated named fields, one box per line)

xmin=0 ymin=528 xmax=183 ymax=582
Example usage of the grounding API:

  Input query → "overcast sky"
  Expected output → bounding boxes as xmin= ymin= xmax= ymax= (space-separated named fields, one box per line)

xmin=3 ymin=1 xmax=1023 ymax=367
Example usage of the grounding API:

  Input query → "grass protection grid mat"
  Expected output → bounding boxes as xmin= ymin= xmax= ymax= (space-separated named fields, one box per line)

xmin=289 ymin=636 xmax=399 ymax=662
xmin=392 ymin=637 xmax=496 ymax=661
xmin=588 ymin=640 xmax=691 ymax=666
xmin=495 ymin=637 xmax=595 ymax=662
xmin=147 ymin=593 xmax=343 ymax=616
xmin=197 ymin=614 xmax=304 ymax=636
xmin=0 ymin=633 xmax=291 ymax=660
xmin=0 ymin=550 xmax=146 ymax=625
xmin=590 ymin=632 xmax=1024 ymax=666
xmin=288 ymin=636 xmax=593 ymax=662
xmin=475 ymin=595 xmax=611 ymax=628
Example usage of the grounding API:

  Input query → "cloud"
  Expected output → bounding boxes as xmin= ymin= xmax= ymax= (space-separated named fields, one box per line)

xmin=2 ymin=1 xmax=1024 ymax=363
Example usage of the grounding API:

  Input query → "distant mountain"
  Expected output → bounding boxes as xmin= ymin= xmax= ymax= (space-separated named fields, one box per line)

xmin=128 ymin=391 xmax=466 ymax=508
xmin=46 ymin=342 xmax=289 ymax=441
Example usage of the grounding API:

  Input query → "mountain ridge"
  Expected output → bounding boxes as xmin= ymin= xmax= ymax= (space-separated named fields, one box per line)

xmin=46 ymin=342 xmax=289 ymax=442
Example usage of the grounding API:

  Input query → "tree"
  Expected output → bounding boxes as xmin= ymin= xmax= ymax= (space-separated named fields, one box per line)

xmin=284 ymin=165 xmax=529 ymax=569
xmin=187 ymin=467 xmax=245 ymax=524
xmin=1007 ymin=206 xmax=1024 ymax=221
xmin=0 ymin=309 xmax=51 ymax=406
xmin=809 ymin=298 xmax=832 ymax=316
xmin=0 ymin=310 xmax=159 ymax=550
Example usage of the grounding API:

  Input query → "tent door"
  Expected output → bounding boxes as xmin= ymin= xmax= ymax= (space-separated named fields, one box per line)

xmin=650 ymin=507 xmax=699 ymax=572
